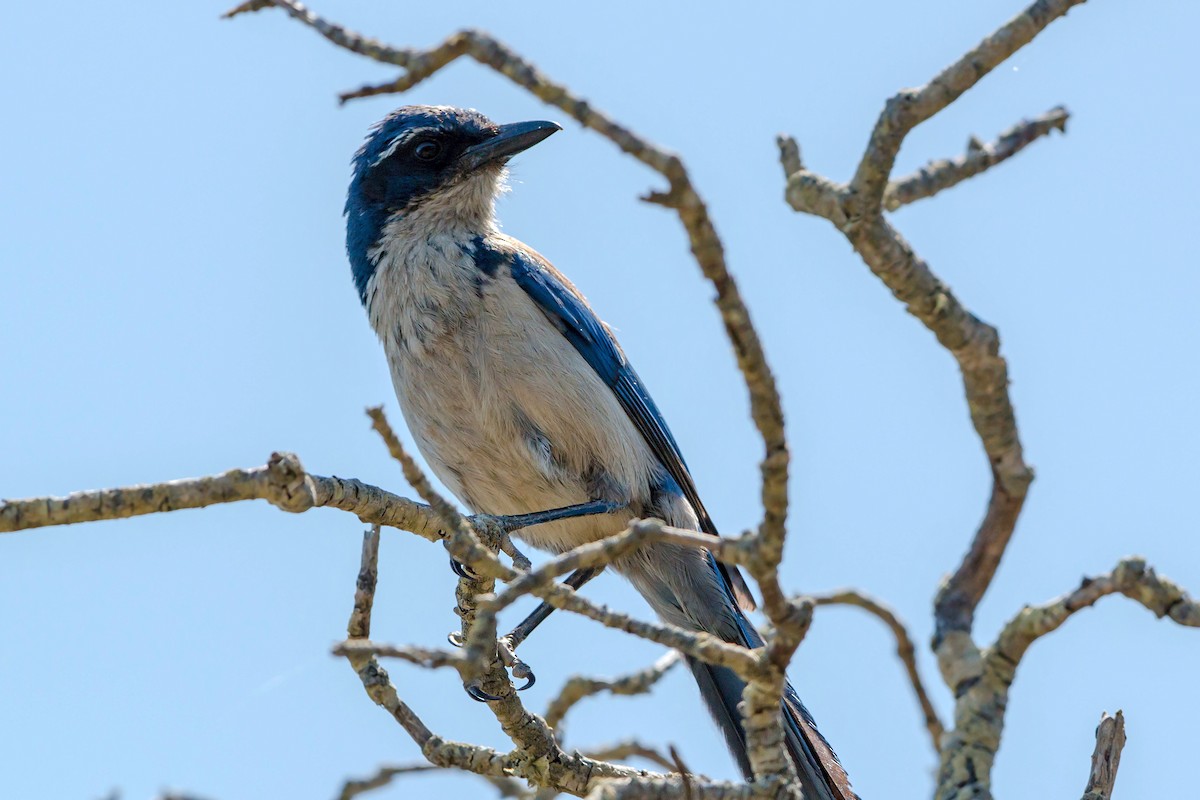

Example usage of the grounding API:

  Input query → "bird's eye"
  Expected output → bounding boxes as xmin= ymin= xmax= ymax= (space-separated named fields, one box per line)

xmin=413 ymin=140 xmax=442 ymax=161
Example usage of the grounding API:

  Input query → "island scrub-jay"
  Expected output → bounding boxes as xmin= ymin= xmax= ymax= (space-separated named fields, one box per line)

xmin=344 ymin=105 xmax=856 ymax=800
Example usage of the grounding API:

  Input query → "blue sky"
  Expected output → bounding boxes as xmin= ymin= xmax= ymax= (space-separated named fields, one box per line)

xmin=2 ymin=2 xmax=1197 ymax=799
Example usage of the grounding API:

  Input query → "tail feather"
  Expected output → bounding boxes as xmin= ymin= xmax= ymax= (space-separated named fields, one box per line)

xmin=783 ymin=684 xmax=857 ymax=800
xmin=688 ymin=656 xmax=856 ymax=800
xmin=621 ymin=543 xmax=856 ymax=798
xmin=700 ymin=552 xmax=857 ymax=799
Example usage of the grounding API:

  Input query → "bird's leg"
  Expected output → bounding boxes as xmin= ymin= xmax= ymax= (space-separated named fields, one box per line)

xmin=505 ymin=566 xmax=604 ymax=648
xmin=448 ymin=501 xmax=620 ymax=699
xmin=452 ymin=564 xmax=605 ymax=697
xmin=447 ymin=499 xmax=623 ymax=578
xmin=499 ymin=566 xmax=604 ymax=691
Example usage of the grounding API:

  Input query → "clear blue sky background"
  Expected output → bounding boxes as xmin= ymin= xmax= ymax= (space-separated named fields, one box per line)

xmin=2 ymin=2 xmax=1197 ymax=799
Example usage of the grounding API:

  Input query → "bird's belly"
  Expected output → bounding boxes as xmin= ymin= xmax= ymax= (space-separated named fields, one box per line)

xmin=387 ymin=303 xmax=654 ymax=554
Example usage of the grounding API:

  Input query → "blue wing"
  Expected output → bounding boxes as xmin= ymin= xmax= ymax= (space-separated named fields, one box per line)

xmin=489 ymin=237 xmax=755 ymax=610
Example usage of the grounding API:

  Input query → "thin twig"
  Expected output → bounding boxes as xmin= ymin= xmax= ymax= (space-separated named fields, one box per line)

xmin=335 ymin=763 xmax=437 ymax=800
xmin=584 ymin=740 xmax=679 ymax=773
xmin=883 ymin=106 xmax=1069 ymax=211
xmin=812 ymin=589 xmax=945 ymax=750
xmin=544 ymin=652 xmax=681 ymax=733
xmin=670 ymin=745 xmax=697 ymax=800
xmin=847 ymin=0 xmax=1088 ymax=212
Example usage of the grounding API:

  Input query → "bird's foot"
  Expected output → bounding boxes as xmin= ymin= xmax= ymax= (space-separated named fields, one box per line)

xmin=447 ymin=632 xmax=535 ymax=693
xmin=449 ymin=557 xmax=480 ymax=580
xmin=464 ymin=680 xmax=503 ymax=703
xmin=497 ymin=634 xmax=536 ymax=690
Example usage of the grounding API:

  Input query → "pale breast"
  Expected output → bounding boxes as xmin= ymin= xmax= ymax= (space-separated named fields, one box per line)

xmin=369 ymin=230 xmax=659 ymax=553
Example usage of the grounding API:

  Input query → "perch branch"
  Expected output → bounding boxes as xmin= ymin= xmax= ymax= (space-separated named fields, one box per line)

xmin=0 ymin=452 xmax=439 ymax=538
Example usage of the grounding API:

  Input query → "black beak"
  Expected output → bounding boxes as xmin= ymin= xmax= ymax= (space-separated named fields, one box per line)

xmin=458 ymin=120 xmax=562 ymax=171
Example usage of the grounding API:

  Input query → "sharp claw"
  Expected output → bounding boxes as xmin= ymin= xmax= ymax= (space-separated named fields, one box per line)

xmin=517 ymin=671 xmax=536 ymax=691
xmin=447 ymin=631 xmax=465 ymax=647
xmin=449 ymin=558 xmax=477 ymax=579
xmin=466 ymin=683 xmax=503 ymax=703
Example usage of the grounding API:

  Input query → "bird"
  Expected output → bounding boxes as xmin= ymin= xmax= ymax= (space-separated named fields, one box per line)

xmin=344 ymin=104 xmax=856 ymax=800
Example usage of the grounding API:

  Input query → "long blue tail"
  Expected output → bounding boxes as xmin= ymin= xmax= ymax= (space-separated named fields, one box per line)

xmin=690 ymin=553 xmax=858 ymax=800
xmin=686 ymin=650 xmax=856 ymax=800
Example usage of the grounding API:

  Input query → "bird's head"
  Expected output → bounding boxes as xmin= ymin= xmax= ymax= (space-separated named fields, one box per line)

xmin=345 ymin=105 xmax=560 ymax=304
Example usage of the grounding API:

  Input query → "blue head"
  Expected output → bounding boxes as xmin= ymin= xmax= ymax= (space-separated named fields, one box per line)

xmin=345 ymin=105 xmax=561 ymax=304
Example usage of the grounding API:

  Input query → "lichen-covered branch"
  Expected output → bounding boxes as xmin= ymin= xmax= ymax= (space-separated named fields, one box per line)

xmin=781 ymin=1 xmax=1084 ymax=652
xmin=936 ymin=559 xmax=1197 ymax=800
xmin=812 ymin=589 xmax=944 ymax=750
xmin=0 ymin=451 xmax=440 ymax=538
xmin=992 ymin=557 xmax=1200 ymax=663
xmin=846 ymin=0 xmax=1087 ymax=212
xmin=1081 ymin=711 xmax=1125 ymax=800
xmin=544 ymin=652 xmax=681 ymax=734
xmin=335 ymin=763 xmax=438 ymax=800
xmin=584 ymin=742 xmax=679 ymax=774
xmin=882 ymin=106 xmax=1069 ymax=211
xmin=335 ymin=762 xmax=538 ymax=800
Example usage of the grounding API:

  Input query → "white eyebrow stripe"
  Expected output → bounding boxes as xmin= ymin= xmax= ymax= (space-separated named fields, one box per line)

xmin=371 ymin=127 xmax=438 ymax=166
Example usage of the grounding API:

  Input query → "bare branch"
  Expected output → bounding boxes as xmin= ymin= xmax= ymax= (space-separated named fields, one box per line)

xmin=669 ymin=746 xmax=697 ymax=800
xmin=334 ymin=640 xmax=463 ymax=670
xmin=812 ymin=589 xmax=945 ymax=750
xmin=992 ymin=557 xmax=1200 ymax=665
xmin=1081 ymin=711 xmax=1126 ymax=800
xmin=347 ymin=525 xmax=380 ymax=640
xmin=340 ymin=527 xmax=437 ymax=750
xmin=775 ymin=135 xmax=803 ymax=180
xmin=782 ymin=5 xmax=1078 ymax=657
xmin=335 ymin=526 xmax=632 ymax=796
xmin=0 ymin=451 xmax=440 ymax=539
xmin=883 ymin=106 xmax=1069 ymax=211
xmin=544 ymin=652 xmax=681 ymax=733
xmin=584 ymin=778 xmax=784 ymax=800
xmin=847 ymin=0 xmax=1087 ymax=212
xmin=334 ymin=762 xmax=539 ymax=800
xmin=937 ymin=559 xmax=1196 ymax=800
xmin=334 ymin=763 xmax=438 ymax=800
xmin=585 ymin=741 xmax=679 ymax=773
xmin=779 ymin=6 xmax=1089 ymax=665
